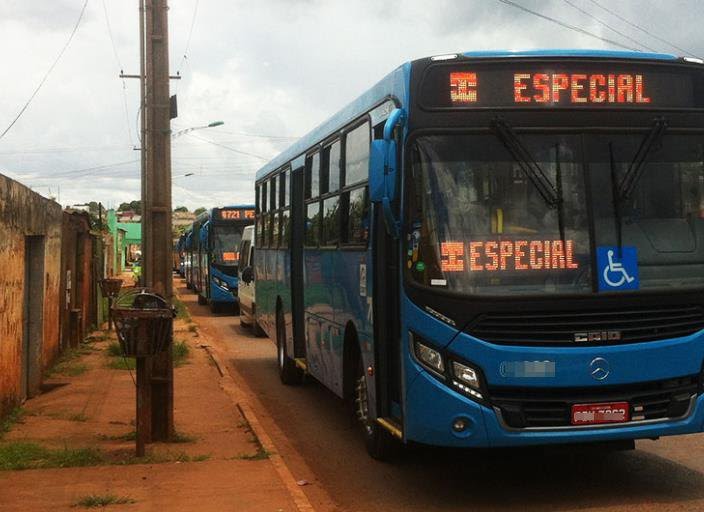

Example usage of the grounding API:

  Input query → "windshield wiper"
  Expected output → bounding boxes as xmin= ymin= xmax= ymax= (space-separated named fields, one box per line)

xmin=492 ymin=118 xmax=561 ymax=208
xmin=617 ymin=117 xmax=667 ymax=202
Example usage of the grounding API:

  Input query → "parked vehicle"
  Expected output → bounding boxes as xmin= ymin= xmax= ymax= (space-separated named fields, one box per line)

xmin=252 ymin=49 xmax=704 ymax=459
xmin=186 ymin=205 xmax=255 ymax=313
xmin=237 ymin=225 xmax=264 ymax=335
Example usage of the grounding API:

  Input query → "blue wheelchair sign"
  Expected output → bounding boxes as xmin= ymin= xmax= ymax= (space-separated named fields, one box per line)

xmin=597 ymin=246 xmax=639 ymax=292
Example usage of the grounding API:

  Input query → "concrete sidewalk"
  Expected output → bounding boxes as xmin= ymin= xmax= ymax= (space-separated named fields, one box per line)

xmin=0 ymin=302 xmax=304 ymax=511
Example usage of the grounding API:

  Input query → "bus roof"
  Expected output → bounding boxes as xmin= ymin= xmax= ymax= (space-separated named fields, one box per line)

xmin=255 ymin=49 xmax=681 ymax=181
xmin=460 ymin=49 xmax=677 ymax=60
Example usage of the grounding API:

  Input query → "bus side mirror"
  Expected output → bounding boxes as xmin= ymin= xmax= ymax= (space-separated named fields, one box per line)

xmin=241 ymin=266 xmax=254 ymax=284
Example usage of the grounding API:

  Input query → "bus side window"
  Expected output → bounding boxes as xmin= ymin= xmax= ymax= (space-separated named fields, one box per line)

xmin=305 ymin=202 xmax=321 ymax=247
xmin=322 ymin=140 xmax=341 ymax=194
xmin=255 ymin=184 xmax=260 ymax=214
xmin=322 ymin=196 xmax=340 ymax=246
xmin=261 ymin=181 xmax=268 ymax=213
xmin=306 ymin=152 xmax=320 ymax=199
xmin=345 ymin=122 xmax=370 ymax=187
xmin=270 ymin=176 xmax=277 ymax=211
xmin=271 ymin=210 xmax=280 ymax=248
xmin=280 ymin=209 xmax=290 ymax=248
xmin=343 ymin=186 xmax=369 ymax=245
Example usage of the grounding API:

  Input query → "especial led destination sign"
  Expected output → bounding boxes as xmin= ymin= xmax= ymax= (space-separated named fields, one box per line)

xmin=421 ymin=62 xmax=704 ymax=109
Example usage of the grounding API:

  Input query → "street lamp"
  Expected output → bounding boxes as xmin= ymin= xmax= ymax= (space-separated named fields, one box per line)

xmin=171 ymin=121 xmax=224 ymax=139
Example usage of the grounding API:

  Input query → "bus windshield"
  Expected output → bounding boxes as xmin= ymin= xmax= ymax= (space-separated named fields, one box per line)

xmin=407 ymin=132 xmax=704 ymax=295
xmin=211 ymin=226 xmax=243 ymax=265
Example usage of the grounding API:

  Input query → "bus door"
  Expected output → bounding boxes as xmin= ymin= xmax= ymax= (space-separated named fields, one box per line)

xmin=372 ymin=126 xmax=402 ymax=424
xmin=290 ymin=165 xmax=306 ymax=359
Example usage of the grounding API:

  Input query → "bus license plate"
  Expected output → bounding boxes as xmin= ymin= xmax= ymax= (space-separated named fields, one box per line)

xmin=571 ymin=402 xmax=630 ymax=425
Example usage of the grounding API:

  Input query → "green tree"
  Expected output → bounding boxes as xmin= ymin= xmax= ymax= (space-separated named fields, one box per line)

xmin=174 ymin=206 xmax=188 ymax=213
xmin=194 ymin=207 xmax=207 ymax=216
xmin=118 ymin=200 xmax=142 ymax=214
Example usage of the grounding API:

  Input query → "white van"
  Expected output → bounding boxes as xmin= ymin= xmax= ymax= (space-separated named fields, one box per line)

xmin=237 ymin=225 xmax=263 ymax=335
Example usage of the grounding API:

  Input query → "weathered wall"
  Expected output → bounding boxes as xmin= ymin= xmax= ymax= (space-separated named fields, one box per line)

xmin=0 ymin=174 xmax=62 ymax=417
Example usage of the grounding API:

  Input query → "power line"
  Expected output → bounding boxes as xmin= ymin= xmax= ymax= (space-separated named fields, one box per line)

xmin=0 ymin=0 xmax=89 ymax=141
xmin=185 ymin=133 xmax=270 ymax=161
xmin=177 ymin=0 xmax=200 ymax=74
xmin=560 ymin=0 xmax=657 ymax=53
xmin=587 ymin=0 xmax=702 ymax=58
xmin=494 ymin=0 xmax=639 ymax=51
xmin=101 ymin=0 xmax=135 ymax=146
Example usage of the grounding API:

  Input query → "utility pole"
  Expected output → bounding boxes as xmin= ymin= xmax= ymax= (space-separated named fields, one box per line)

xmin=141 ymin=0 xmax=174 ymax=441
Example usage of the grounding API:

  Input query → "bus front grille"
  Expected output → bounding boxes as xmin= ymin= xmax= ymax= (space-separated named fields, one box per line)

xmin=491 ymin=375 xmax=699 ymax=429
xmin=467 ymin=304 xmax=704 ymax=345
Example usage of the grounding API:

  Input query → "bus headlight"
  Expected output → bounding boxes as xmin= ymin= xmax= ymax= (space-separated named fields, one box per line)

xmin=213 ymin=276 xmax=228 ymax=289
xmin=413 ymin=336 xmax=445 ymax=375
xmin=451 ymin=361 xmax=484 ymax=400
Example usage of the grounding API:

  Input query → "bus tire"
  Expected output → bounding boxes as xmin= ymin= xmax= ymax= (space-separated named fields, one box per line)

xmin=355 ymin=359 xmax=400 ymax=461
xmin=276 ymin=308 xmax=302 ymax=385
xmin=197 ymin=294 xmax=207 ymax=306
xmin=209 ymin=300 xmax=220 ymax=314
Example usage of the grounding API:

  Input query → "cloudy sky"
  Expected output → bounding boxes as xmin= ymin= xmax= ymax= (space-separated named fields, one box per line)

xmin=1 ymin=0 xmax=703 ymax=210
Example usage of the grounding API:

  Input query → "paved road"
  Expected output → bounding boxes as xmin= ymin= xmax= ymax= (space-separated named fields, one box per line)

xmin=179 ymin=283 xmax=704 ymax=512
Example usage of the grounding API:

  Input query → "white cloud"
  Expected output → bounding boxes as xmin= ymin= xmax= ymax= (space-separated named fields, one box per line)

xmin=0 ymin=0 xmax=702 ymax=210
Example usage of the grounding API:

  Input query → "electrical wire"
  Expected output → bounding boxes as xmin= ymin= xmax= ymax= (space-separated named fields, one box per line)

xmin=587 ymin=0 xmax=702 ymax=58
xmin=177 ymin=0 xmax=200 ymax=75
xmin=101 ymin=0 xmax=135 ymax=146
xmin=560 ymin=0 xmax=658 ymax=53
xmin=494 ymin=0 xmax=639 ymax=51
xmin=184 ymin=133 xmax=270 ymax=161
xmin=0 ymin=0 xmax=90 ymax=141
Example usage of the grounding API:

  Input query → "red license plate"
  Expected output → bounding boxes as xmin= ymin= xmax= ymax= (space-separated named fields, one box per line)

xmin=571 ymin=402 xmax=630 ymax=425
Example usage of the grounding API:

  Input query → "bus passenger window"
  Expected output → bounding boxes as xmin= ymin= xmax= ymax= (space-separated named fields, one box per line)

xmin=322 ymin=141 xmax=341 ymax=193
xmin=261 ymin=182 xmax=268 ymax=213
xmin=305 ymin=202 xmax=321 ymax=246
xmin=270 ymin=177 xmax=277 ymax=211
xmin=271 ymin=212 xmax=280 ymax=248
xmin=345 ymin=122 xmax=370 ymax=186
xmin=344 ymin=186 xmax=369 ymax=245
xmin=322 ymin=196 xmax=340 ymax=246
xmin=255 ymin=185 xmax=260 ymax=214
xmin=306 ymin=153 xmax=320 ymax=199
xmin=280 ymin=209 xmax=290 ymax=248
xmin=279 ymin=170 xmax=287 ymax=208
xmin=285 ymin=170 xmax=291 ymax=207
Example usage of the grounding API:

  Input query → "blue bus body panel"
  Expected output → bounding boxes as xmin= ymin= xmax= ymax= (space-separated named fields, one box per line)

xmin=255 ymin=63 xmax=412 ymax=182
xmin=402 ymin=294 xmax=704 ymax=447
xmin=209 ymin=264 xmax=237 ymax=304
xmin=461 ymin=49 xmax=678 ymax=60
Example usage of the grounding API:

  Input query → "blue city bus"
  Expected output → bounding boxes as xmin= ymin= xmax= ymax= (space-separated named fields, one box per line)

xmin=184 ymin=228 xmax=195 ymax=289
xmin=189 ymin=205 xmax=255 ymax=313
xmin=174 ymin=233 xmax=187 ymax=276
xmin=253 ymin=49 xmax=704 ymax=459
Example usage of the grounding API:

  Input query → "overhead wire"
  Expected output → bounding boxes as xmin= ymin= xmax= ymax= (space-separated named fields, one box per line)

xmin=559 ymin=0 xmax=658 ymax=53
xmin=185 ymin=133 xmax=270 ymax=161
xmin=494 ymin=0 xmax=639 ymax=51
xmin=0 ymin=0 xmax=89 ymax=141
xmin=586 ymin=0 xmax=703 ymax=58
xmin=176 ymin=0 xmax=201 ymax=75
xmin=101 ymin=0 xmax=135 ymax=146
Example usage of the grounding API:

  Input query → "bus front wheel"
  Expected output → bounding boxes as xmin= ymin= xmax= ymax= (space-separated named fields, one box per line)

xmin=355 ymin=360 xmax=400 ymax=461
xmin=277 ymin=308 xmax=302 ymax=385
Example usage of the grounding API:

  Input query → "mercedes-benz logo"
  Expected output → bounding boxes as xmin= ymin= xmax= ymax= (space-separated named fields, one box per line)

xmin=589 ymin=357 xmax=610 ymax=381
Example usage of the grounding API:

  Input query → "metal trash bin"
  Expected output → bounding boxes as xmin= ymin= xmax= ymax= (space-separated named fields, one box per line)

xmin=112 ymin=288 xmax=175 ymax=358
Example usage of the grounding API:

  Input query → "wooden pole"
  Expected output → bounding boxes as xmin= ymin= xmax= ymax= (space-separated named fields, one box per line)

xmin=143 ymin=0 xmax=174 ymax=441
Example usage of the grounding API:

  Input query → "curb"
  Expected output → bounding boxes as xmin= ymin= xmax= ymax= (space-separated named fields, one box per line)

xmin=198 ymin=339 xmax=316 ymax=512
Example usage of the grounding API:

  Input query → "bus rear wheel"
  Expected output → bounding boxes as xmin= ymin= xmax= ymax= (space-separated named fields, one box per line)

xmin=276 ymin=309 xmax=302 ymax=385
xmin=355 ymin=360 xmax=400 ymax=461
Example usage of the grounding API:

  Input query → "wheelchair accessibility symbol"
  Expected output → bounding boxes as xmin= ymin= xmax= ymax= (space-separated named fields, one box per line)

xmin=597 ymin=246 xmax=639 ymax=291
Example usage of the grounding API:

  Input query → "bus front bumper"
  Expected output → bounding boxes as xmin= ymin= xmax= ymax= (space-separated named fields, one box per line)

xmin=404 ymin=366 xmax=704 ymax=448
